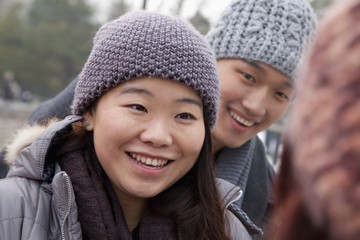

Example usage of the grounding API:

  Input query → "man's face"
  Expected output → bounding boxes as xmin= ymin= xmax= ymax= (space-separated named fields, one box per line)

xmin=212 ymin=58 xmax=293 ymax=152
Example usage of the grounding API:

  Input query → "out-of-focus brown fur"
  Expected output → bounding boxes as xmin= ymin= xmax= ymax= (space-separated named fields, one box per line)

xmin=271 ymin=0 xmax=360 ymax=239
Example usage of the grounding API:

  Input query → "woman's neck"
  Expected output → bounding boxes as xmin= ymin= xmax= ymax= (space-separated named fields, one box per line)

xmin=113 ymin=186 xmax=148 ymax=231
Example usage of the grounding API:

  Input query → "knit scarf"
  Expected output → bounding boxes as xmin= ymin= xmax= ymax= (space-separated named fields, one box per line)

xmin=58 ymin=134 xmax=176 ymax=240
xmin=215 ymin=137 xmax=256 ymax=206
xmin=215 ymin=136 xmax=271 ymax=235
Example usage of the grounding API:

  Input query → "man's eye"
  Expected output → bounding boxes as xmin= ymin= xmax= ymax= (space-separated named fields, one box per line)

xmin=126 ymin=104 xmax=148 ymax=113
xmin=241 ymin=72 xmax=255 ymax=82
xmin=275 ymin=91 xmax=289 ymax=100
xmin=175 ymin=112 xmax=196 ymax=120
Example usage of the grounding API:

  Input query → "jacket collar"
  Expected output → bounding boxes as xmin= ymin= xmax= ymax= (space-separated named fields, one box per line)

xmin=216 ymin=178 xmax=263 ymax=235
xmin=216 ymin=178 xmax=243 ymax=207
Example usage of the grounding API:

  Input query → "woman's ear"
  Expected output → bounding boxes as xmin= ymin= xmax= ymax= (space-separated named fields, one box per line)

xmin=82 ymin=111 xmax=95 ymax=131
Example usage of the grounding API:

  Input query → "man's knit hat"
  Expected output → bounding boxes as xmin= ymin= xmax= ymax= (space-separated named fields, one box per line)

xmin=72 ymin=11 xmax=220 ymax=129
xmin=206 ymin=0 xmax=317 ymax=79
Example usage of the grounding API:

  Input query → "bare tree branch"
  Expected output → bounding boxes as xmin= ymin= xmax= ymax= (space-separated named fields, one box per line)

xmin=142 ymin=0 xmax=147 ymax=10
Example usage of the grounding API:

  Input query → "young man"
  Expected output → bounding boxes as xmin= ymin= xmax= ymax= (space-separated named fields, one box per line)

xmin=205 ymin=0 xmax=317 ymax=237
xmin=1 ymin=0 xmax=317 ymax=237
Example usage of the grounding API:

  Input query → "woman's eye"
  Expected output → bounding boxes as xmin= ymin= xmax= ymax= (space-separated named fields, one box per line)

xmin=175 ymin=112 xmax=196 ymax=120
xmin=241 ymin=72 xmax=255 ymax=83
xmin=126 ymin=104 xmax=148 ymax=113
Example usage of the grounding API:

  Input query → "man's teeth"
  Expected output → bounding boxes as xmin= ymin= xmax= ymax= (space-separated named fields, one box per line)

xmin=230 ymin=112 xmax=255 ymax=127
xmin=130 ymin=152 xmax=168 ymax=168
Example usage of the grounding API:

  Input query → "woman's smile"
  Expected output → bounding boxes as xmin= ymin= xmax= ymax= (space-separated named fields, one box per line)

xmin=127 ymin=152 xmax=171 ymax=169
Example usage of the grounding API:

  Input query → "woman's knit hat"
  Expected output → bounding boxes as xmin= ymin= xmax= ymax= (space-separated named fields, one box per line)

xmin=206 ymin=0 xmax=317 ymax=80
xmin=71 ymin=11 xmax=220 ymax=129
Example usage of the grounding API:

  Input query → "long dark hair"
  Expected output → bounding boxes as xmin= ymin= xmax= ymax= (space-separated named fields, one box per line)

xmin=55 ymin=106 xmax=229 ymax=240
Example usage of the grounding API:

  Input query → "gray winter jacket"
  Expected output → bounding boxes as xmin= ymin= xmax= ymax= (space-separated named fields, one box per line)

xmin=0 ymin=116 xmax=251 ymax=240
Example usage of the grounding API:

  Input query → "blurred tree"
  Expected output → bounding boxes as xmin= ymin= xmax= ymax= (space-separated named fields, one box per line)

xmin=310 ymin=0 xmax=335 ymax=18
xmin=0 ymin=0 xmax=336 ymax=100
xmin=172 ymin=0 xmax=186 ymax=16
xmin=107 ymin=0 xmax=130 ymax=21
xmin=0 ymin=0 xmax=99 ymax=98
xmin=189 ymin=11 xmax=210 ymax=35
xmin=0 ymin=2 xmax=28 ymax=94
xmin=168 ymin=0 xmax=210 ymax=34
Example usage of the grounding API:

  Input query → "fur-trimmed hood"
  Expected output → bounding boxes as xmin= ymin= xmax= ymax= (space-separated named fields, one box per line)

xmin=4 ymin=119 xmax=59 ymax=167
xmin=5 ymin=115 xmax=82 ymax=180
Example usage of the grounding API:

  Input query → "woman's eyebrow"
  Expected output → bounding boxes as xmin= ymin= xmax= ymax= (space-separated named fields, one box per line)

xmin=118 ymin=87 xmax=202 ymax=107
xmin=118 ymin=87 xmax=154 ymax=96
xmin=175 ymin=98 xmax=202 ymax=108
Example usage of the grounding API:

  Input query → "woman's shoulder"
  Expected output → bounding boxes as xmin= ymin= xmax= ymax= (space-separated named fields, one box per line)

xmin=216 ymin=178 xmax=254 ymax=239
xmin=0 ymin=176 xmax=50 ymax=211
xmin=216 ymin=178 xmax=243 ymax=207
xmin=0 ymin=177 xmax=50 ymax=223
xmin=225 ymin=210 xmax=252 ymax=240
xmin=0 ymin=176 xmax=62 ymax=239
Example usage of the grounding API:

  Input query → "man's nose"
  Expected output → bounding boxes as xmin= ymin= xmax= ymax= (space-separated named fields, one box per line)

xmin=242 ymin=87 xmax=267 ymax=116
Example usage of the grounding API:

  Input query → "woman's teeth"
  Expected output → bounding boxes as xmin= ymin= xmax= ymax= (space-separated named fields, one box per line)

xmin=230 ymin=111 xmax=255 ymax=127
xmin=129 ymin=152 xmax=168 ymax=169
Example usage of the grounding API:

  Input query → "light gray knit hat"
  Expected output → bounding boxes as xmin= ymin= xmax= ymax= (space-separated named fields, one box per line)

xmin=206 ymin=0 xmax=317 ymax=79
xmin=72 ymin=11 xmax=220 ymax=129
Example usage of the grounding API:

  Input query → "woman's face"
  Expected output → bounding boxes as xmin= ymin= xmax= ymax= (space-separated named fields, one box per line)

xmin=212 ymin=58 xmax=293 ymax=152
xmin=84 ymin=77 xmax=205 ymax=200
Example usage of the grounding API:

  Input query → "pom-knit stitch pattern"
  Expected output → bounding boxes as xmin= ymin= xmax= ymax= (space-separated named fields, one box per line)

xmin=72 ymin=11 xmax=220 ymax=129
xmin=206 ymin=0 xmax=317 ymax=79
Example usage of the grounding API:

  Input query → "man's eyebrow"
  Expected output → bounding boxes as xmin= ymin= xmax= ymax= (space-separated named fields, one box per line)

xmin=243 ymin=59 xmax=294 ymax=88
xmin=284 ymin=80 xmax=294 ymax=89
xmin=175 ymin=98 xmax=202 ymax=108
xmin=118 ymin=87 xmax=154 ymax=96
xmin=242 ymin=59 xmax=266 ymax=74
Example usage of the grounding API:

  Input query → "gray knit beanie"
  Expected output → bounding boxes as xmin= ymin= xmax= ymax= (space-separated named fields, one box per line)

xmin=72 ymin=11 xmax=219 ymax=129
xmin=206 ymin=0 xmax=317 ymax=79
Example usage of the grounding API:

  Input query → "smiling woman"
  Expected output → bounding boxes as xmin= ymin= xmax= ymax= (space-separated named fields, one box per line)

xmin=85 ymin=77 xmax=205 ymax=203
xmin=0 ymin=11 xmax=250 ymax=240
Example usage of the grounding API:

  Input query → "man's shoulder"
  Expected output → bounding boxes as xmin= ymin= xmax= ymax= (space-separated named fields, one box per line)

xmin=252 ymin=136 xmax=275 ymax=178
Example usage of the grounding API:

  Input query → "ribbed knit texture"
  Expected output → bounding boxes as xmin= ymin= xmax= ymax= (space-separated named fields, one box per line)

xmin=215 ymin=136 xmax=273 ymax=235
xmin=215 ymin=137 xmax=256 ymax=205
xmin=72 ymin=11 xmax=220 ymax=130
xmin=206 ymin=0 xmax=317 ymax=79
xmin=215 ymin=137 xmax=264 ymax=235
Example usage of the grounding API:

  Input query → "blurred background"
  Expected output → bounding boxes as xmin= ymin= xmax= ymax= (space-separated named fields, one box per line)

xmin=0 ymin=0 xmax=335 ymax=165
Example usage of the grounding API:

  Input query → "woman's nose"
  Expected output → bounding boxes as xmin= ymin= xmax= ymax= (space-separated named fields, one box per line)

xmin=139 ymin=120 xmax=173 ymax=148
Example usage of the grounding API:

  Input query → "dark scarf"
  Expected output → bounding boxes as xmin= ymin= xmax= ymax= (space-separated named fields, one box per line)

xmin=215 ymin=136 xmax=271 ymax=235
xmin=215 ymin=137 xmax=256 ymax=206
xmin=58 ymin=134 xmax=176 ymax=240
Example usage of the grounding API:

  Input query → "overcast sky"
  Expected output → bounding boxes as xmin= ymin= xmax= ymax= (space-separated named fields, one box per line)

xmin=86 ymin=0 xmax=232 ymax=25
